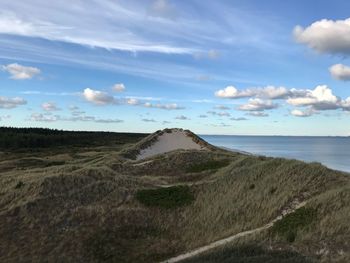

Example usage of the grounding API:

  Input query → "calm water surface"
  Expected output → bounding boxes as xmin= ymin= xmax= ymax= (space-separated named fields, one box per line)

xmin=201 ymin=135 xmax=350 ymax=173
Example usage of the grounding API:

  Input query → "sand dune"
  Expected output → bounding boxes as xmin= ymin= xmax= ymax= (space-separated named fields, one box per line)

xmin=137 ymin=129 xmax=205 ymax=160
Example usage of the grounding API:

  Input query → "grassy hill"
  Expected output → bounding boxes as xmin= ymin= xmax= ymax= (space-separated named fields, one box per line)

xmin=0 ymin=127 xmax=349 ymax=262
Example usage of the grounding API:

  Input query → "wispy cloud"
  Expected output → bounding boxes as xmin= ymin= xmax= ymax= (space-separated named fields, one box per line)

xmin=0 ymin=9 xmax=192 ymax=54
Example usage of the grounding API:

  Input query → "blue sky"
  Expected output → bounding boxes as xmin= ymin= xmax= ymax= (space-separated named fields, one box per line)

xmin=1 ymin=0 xmax=350 ymax=135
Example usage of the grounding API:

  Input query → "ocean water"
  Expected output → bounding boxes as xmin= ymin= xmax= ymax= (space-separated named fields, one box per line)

xmin=201 ymin=135 xmax=350 ymax=173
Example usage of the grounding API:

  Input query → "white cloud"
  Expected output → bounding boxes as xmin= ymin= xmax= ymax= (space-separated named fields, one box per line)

xmin=291 ymin=109 xmax=314 ymax=117
xmin=294 ymin=18 xmax=350 ymax=56
xmin=215 ymin=85 xmax=289 ymax=99
xmin=126 ymin=98 xmax=185 ymax=110
xmin=30 ymin=112 xmax=123 ymax=123
xmin=0 ymin=96 xmax=27 ymax=109
xmin=287 ymin=85 xmax=340 ymax=110
xmin=112 ymin=83 xmax=126 ymax=92
xmin=42 ymin=102 xmax=60 ymax=111
xmin=127 ymin=98 xmax=139 ymax=105
xmin=94 ymin=118 xmax=123 ymax=123
xmin=1 ymin=63 xmax=40 ymax=79
xmin=30 ymin=113 xmax=59 ymax=122
xmin=246 ymin=111 xmax=269 ymax=117
xmin=199 ymin=114 xmax=208 ymax=118
xmin=238 ymin=98 xmax=278 ymax=111
xmin=83 ymin=88 xmax=116 ymax=105
xmin=144 ymin=102 xmax=185 ymax=110
xmin=255 ymin=86 xmax=290 ymax=99
xmin=175 ymin=115 xmax=190 ymax=120
xmin=127 ymin=96 xmax=163 ymax=101
xmin=215 ymin=86 xmax=245 ymax=98
xmin=329 ymin=64 xmax=350 ymax=81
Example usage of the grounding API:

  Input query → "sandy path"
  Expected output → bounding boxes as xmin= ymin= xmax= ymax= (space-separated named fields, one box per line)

xmin=161 ymin=200 xmax=307 ymax=263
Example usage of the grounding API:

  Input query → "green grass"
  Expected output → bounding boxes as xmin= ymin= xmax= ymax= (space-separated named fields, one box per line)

xmin=186 ymin=159 xmax=231 ymax=173
xmin=136 ymin=185 xmax=195 ymax=208
xmin=272 ymin=207 xmax=316 ymax=242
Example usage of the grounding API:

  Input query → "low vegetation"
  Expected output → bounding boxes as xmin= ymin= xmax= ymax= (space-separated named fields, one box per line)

xmin=186 ymin=159 xmax=231 ymax=173
xmin=136 ymin=185 xmax=195 ymax=208
xmin=183 ymin=245 xmax=314 ymax=263
xmin=272 ymin=207 xmax=316 ymax=242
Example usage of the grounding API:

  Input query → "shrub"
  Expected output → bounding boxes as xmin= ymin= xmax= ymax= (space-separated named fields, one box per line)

xmin=272 ymin=207 xmax=316 ymax=242
xmin=15 ymin=181 xmax=24 ymax=189
xmin=136 ymin=185 xmax=195 ymax=209
xmin=269 ymin=187 xmax=277 ymax=194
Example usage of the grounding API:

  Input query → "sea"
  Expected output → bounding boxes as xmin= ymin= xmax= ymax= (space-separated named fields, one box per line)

xmin=201 ymin=135 xmax=350 ymax=173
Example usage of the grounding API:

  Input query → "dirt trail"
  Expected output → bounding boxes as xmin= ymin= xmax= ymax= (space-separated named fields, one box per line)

xmin=161 ymin=200 xmax=307 ymax=263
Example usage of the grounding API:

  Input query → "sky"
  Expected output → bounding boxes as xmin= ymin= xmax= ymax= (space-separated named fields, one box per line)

xmin=1 ymin=0 xmax=350 ymax=136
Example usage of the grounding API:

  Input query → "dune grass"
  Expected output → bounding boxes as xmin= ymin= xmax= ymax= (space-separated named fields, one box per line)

xmin=136 ymin=185 xmax=195 ymax=208
xmin=272 ymin=207 xmax=316 ymax=242
xmin=186 ymin=159 xmax=231 ymax=173
xmin=182 ymin=244 xmax=314 ymax=263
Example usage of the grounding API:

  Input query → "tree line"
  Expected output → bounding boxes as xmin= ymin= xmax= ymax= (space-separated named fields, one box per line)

xmin=0 ymin=127 xmax=147 ymax=149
